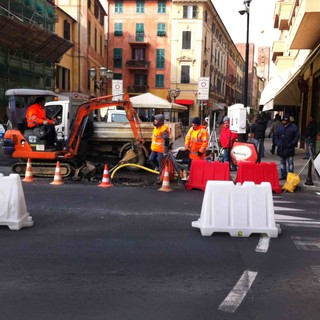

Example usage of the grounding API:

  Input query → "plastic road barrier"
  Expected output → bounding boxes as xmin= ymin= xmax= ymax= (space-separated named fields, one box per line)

xmin=235 ymin=161 xmax=282 ymax=193
xmin=192 ymin=181 xmax=279 ymax=238
xmin=185 ymin=160 xmax=230 ymax=191
xmin=0 ymin=173 xmax=33 ymax=230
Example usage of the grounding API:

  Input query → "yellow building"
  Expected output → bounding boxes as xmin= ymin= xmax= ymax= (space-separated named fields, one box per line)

xmin=55 ymin=0 xmax=107 ymax=97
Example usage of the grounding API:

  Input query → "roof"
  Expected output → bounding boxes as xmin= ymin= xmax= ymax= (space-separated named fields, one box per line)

xmin=0 ymin=15 xmax=73 ymax=63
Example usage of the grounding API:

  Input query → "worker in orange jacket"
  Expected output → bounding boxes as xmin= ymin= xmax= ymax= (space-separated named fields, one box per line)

xmin=184 ymin=117 xmax=209 ymax=167
xmin=25 ymin=97 xmax=56 ymax=146
xmin=149 ymin=114 xmax=170 ymax=173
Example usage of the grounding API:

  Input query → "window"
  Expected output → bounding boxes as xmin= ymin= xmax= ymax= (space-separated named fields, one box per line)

xmin=183 ymin=6 xmax=198 ymax=19
xmin=56 ymin=66 xmax=70 ymax=91
xmin=136 ymin=0 xmax=145 ymax=14
xmin=114 ymin=23 xmax=123 ymax=36
xmin=94 ymin=28 xmax=97 ymax=51
xmin=114 ymin=48 xmax=122 ymax=68
xmin=134 ymin=73 xmax=148 ymax=86
xmin=156 ymin=49 xmax=165 ymax=69
xmin=115 ymin=0 xmax=123 ymax=13
xmin=136 ymin=23 xmax=144 ymax=41
xmin=157 ymin=0 xmax=166 ymax=13
xmin=157 ymin=23 xmax=166 ymax=36
xmin=181 ymin=65 xmax=190 ymax=83
xmin=63 ymin=20 xmax=70 ymax=40
xmin=113 ymin=73 xmax=122 ymax=80
xmin=88 ymin=21 xmax=91 ymax=46
xmin=182 ymin=31 xmax=191 ymax=49
xmin=156 ymin=74 xmax=164 ymax=88
xmin=100 ymin=34 xmax=103 ymax=55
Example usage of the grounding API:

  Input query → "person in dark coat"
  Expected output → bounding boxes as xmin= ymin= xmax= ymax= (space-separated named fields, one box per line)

xmin=269 ymin=113 xmax=282 ymax=154
xmin=304 ymin=115 xmax=317 ymax=159
xmin=250 ymin=114 xmax=267 ymax=157
xmin=275 ymin=114 xmax=300 ymax=180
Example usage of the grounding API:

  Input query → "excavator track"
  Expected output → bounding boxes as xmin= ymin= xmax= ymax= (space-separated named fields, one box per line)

xmin=12 ymin=161 xmax=73 ymax=178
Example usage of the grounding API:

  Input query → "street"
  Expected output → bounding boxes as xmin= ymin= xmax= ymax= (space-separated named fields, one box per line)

xmin=1 ymin=174 xmax=320 ymax=319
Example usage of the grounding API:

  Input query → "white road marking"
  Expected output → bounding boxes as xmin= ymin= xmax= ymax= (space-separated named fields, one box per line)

xmin=275 ymin=214 xmax=313 ymax=221
xmin=255 ymin=234 xmax=270 ymax=253
xmin=311 ymin=266 xmax=320 ymax=284
xmin=281 ymin=221 xmax=320 ymax=228
xmin=291 ymin=236 xmax=320 ymax=251
xmin=218 ymin=270 xmax=257 ymax=313
xmin=274 ymin=206 xmax=304 ymax=212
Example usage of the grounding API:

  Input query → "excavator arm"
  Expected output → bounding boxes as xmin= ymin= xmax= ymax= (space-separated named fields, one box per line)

xmin=65 ymin=93 xmax=145 ymax=159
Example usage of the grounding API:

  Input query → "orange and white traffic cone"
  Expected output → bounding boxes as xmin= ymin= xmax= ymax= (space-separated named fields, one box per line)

xmin=22 ymin=158 xmax=35 ymax=182
xmin=50 ymin=161 xmax=64 ymax=185
xmin=98 ymin=164 xmax=113 ymax=188
xmin=158 ymin=164 xmax=173 ymax=192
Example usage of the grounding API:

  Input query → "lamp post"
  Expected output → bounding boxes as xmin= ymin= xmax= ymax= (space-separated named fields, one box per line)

xmin=239 ymin=0 xmax=252 ymax=109
xmin=90 ymin=66 xmax=113 ymax=96
xmin=168 ymin=88 xmax=181 ymax=102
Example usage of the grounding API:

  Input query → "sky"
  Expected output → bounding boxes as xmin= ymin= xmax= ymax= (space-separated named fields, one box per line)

xmin=212 ymin=0 xmax=280 ymax=48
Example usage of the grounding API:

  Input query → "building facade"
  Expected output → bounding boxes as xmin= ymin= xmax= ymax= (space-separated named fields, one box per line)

xmin=263 ymin=0 xmax=320 ymax=151
xmin=0 ymin=0 xmax=72 ymax=122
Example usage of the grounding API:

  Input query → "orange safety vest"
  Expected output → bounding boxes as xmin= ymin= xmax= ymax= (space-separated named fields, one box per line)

xmin=185 ymin=125 xmax=209 ymax=160
xmin=25 ymin=103 xmax=53 ymax=128
xmin=151 ymin=125 xmax=169 ymax=153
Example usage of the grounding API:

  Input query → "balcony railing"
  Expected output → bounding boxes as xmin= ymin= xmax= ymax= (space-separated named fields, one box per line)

xmin=126 ymin=60 xmax=150 ymax=69
xmin=127 ymin=85 xmax=149 ymax=94
xmin=128 ymin=34 xmax=150 ymax=44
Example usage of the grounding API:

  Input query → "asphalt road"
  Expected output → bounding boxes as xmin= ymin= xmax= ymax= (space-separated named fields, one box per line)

xmin=1 ymin=174 xmax=320 ymax=319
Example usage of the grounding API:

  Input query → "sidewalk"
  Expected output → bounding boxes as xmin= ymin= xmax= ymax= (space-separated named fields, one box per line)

xmin=172 ymin=134 xmax=320 ymax=192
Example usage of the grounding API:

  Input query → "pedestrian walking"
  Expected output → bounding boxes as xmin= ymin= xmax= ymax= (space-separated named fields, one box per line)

xmin=219 ymin=116 xmax=238 ymax=170
xmin=304 ymin=115 xmax=317 ymax=159
xmin=250 ymin=114 xmax=267 ymax=158
xmin=275 ymin=114 xmax=300 ymax=180
xmin=184 ymin=117 xmax=209 ymax=168
xmin=269 ymin=114 xmax=282 ymax=154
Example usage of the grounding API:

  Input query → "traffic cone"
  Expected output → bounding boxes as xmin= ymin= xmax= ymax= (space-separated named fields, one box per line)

xmin=22 ymin=158 xmax=35 ymax=182
xmin=98 ymin=164 xmax=113 ymax=188
xmin=158 ymin=164 xmax=173 ymax=192
xmin=50 ymin=161 xmax=64 ymax=185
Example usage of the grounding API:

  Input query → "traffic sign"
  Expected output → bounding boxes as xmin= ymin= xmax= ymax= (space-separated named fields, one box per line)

xmin=197 ymin=77 xmax=210 ymax=100
xmin=112 ymin=80 xmax=123 ymax=101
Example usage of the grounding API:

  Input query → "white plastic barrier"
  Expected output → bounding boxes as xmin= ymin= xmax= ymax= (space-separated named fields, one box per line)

xmin=192 ymin=181 xmax=278 ymax=238
xmin=0 ymin=173 xmax=33 ymax=230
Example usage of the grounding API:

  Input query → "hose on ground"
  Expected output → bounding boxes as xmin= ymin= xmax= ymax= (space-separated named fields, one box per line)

xmin=110 ymin=163 xmax=160 ymax=179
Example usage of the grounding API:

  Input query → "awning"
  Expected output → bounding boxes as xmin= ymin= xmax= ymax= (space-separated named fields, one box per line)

xmin=260 ymin=66 xmax=303 ymax=112
xmin=175 ymin=99 xmax=193 ymax=105
xmin=0 ymin=15 xmax=73 ymax=63
xmin=210 ymin=102 xmax=227 ymax=111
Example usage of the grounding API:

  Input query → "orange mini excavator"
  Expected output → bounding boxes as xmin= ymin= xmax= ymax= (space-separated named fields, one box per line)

xmin=3 ymin=94 xmax=145 ymax=178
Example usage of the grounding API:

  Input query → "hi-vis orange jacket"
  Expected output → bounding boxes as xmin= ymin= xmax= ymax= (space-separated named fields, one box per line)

xmin=151 ymin=124 xmax=170 ymax=153
xmin=25 ymin=103 xmax=54 ymax=128
xmin=184 ymin=125 xmax=209 ymax=160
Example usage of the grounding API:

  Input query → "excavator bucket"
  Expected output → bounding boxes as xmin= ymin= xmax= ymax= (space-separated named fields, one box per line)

xmin=119 ymin=148 xmax=139 ymax=164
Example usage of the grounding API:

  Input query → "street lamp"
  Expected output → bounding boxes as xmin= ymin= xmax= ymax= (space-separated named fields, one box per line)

xmin=239 ymin=0 xmax=252 ymax=109
xmin=168 ymin=88 xmax=181 ymax=102
xmin=90 ymin=66 xmax=113 ymax=96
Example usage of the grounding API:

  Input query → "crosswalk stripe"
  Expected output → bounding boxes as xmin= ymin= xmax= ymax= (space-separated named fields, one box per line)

xmin=291 ymin=236 xmax=320 ymax=251
xmin=218 ymin=270 xmax=258 ymax=313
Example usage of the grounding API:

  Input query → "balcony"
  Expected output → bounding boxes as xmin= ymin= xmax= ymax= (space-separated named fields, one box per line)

xmin=128 ymin=34 xmax=150 ymax=46
xmin=287 ymin=0 xmax=320 ymax=49
xmin=126 ymin=60 xmax=150 ymax=70
xmin=274 ymin=2 xmax=292 ymax=30
xmin=272 ymin=40 xmax=284 ymax=62
xmin=127 ymin=85 xmax=149 ymax=94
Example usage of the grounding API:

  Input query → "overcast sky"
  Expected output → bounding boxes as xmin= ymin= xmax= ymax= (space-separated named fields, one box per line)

xmin=212 ymin=0 xmax=280 ymax=47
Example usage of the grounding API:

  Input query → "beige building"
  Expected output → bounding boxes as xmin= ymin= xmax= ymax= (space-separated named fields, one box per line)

xmin=261 ymin=0 xmax=320 ymax=151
